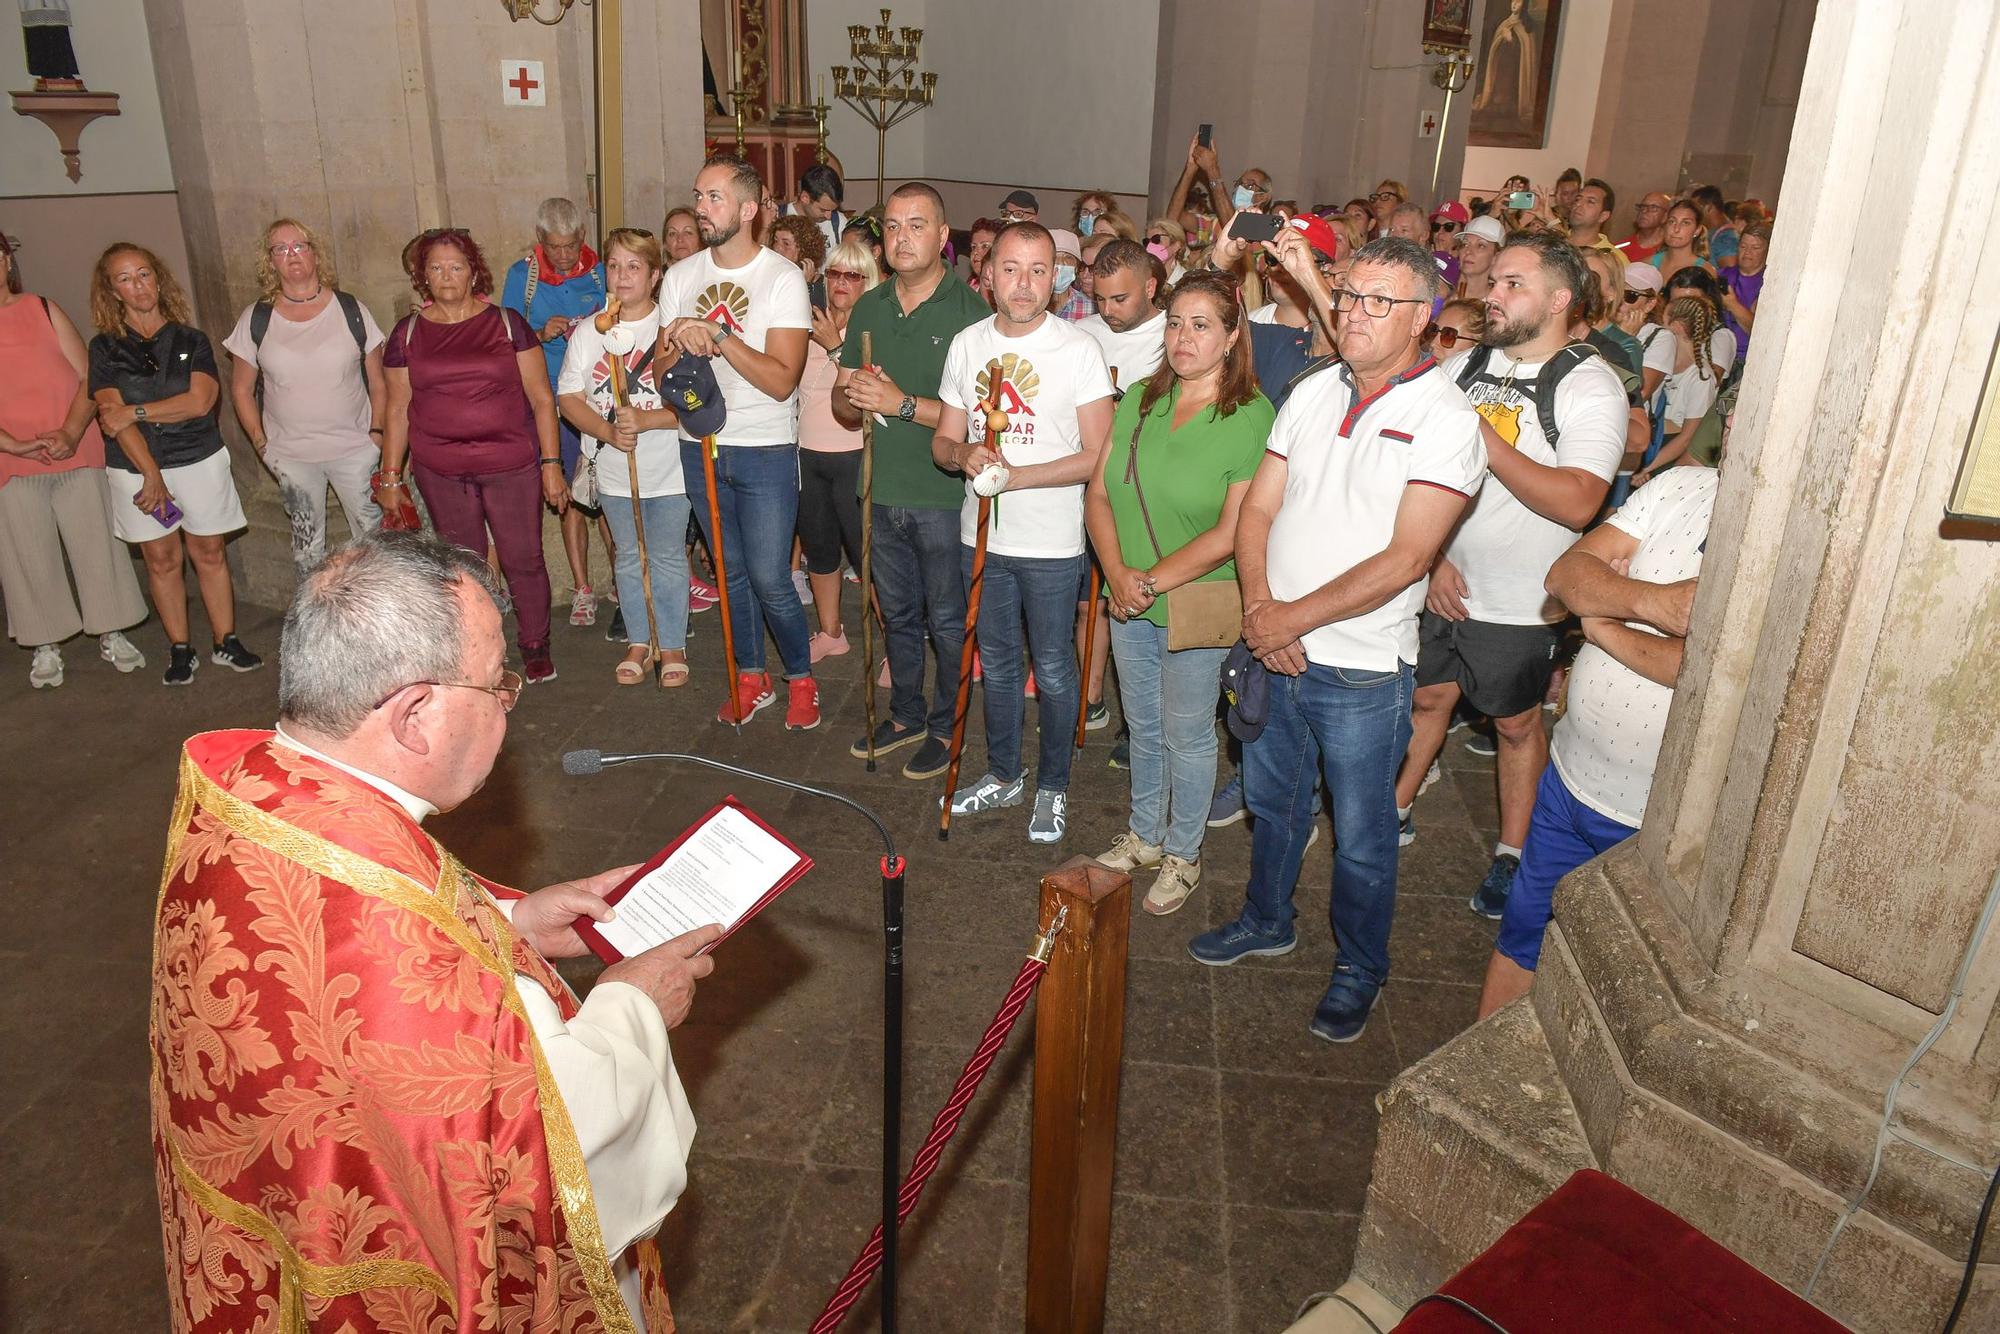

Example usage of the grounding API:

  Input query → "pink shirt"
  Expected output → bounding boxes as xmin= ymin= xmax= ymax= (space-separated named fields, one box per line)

xmin=797 ymin=340 xmax=860 ymax=453
xmin=0 ymin=294 xmax=105 ymax=489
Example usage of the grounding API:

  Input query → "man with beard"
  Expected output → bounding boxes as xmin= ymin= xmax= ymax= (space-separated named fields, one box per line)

xmin=1077 ymin=239 xmax=1166 ymax=390
xmin=834 ymin=182 xmax=991 ymax=780
xmin=1393 ymin=233 xmax=1628 ymax=921
xmin=661 ymin=154 xmax=816 ymax=728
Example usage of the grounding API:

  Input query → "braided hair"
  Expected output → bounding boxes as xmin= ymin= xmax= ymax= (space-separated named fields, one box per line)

xmin=1665 ymin=295 xmax=1717 ymax=383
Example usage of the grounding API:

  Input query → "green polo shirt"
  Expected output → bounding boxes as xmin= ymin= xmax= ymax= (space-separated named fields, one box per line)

xmin=841 ymin=269 xmax=991 ymax=510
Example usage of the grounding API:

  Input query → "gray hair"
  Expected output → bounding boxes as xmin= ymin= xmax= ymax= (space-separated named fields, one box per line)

xmin=1390 ymin=201 xmax=1429 ymax=227
xmin=1350 ymin=236 xmax=1444 ymax=301
xmin=534 ymin=196 xmax=585 ymax=240
xmin=278 ymin=531 xmax=503 ymax=738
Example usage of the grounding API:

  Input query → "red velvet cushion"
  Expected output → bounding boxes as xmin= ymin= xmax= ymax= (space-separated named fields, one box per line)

xmin=1394 ymin=1169 xmax=1849 ymax=1332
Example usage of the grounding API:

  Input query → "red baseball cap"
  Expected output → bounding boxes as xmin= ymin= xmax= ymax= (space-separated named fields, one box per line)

xmin=1287 ymin=213 xmax=1343 ymax=262
xmin=1430 ymin=200 xmax=1471 ymax=225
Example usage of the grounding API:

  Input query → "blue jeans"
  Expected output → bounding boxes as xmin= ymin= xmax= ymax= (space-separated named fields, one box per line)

xmin=1240 ymin=661 xmax=1414 ymax=988
xmin=871 ymin=504 xmax=965 ymax=739
xmin=601 ymin=491 xmax=692 ymax=651
xmin=963 ymin=546 xmax=1083 ymax=791
xmin=1495 ymin=764 xmax=1637 ymax=971
xmin=1110 ymin=616 xmax=1226 ymax=859
xmin=679 ymin=441 xmax=812 ymax=678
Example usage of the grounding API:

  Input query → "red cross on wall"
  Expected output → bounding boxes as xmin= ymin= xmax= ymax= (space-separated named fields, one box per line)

xmin=509 ymin=66 xmax=539 ymax=99
xmin=502 ymin=60 xmax=546 ymax=108
xmin=1421 ymin=111 xmax=1438 ymax=137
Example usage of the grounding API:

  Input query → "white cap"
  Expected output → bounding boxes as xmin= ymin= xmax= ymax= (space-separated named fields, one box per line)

xmin=1460 ymin=216 xmax=1506 ymax=247
xmin=1623 ymin=263 xmax=1664 ymax=293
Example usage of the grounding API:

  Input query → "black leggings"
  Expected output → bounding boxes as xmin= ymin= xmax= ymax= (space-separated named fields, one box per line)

xmin=797 ymin=448 xmax=864 ymax=575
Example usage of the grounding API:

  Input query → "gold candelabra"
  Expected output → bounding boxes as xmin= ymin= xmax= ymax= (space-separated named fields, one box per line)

xmin=830 ymin=8 xmax=937 ymax=205
xmin=502 ymin=0 xmax=590 ymax=24
xmin=1426 ymin=46 xmax=1475 ymax=198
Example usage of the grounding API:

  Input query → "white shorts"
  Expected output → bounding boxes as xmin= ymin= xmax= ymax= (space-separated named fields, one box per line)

xmin=106 ymin=448 xmax=249 ymax=543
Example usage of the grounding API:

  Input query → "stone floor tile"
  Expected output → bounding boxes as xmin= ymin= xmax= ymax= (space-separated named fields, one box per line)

xmin=1227 ymin=1203 xmax=1361 ymax=1333
xmin=1112 ymin=1062 xmax=1223 ymax=1203
xmin=1103 ymin=1191 xmax=1230 ymax=1333
xmin=1219 ymin=1072 xmax=1381 ymax=1215
xmin=1385 ymin=981 xmax=1485 ymax=1071
xmin=1211 ymin=963 xmax=1405 ymax=1085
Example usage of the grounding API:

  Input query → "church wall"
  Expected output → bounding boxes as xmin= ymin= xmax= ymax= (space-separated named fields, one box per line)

xmin=3 ymin=0 xmax=189 ymax=331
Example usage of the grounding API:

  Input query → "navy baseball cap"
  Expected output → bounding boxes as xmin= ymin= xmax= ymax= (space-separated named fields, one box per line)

xmin=658 ymin=353 xmax=727 ymax=438
xmin=1222 ymin=641 xmax=1269 ymax=744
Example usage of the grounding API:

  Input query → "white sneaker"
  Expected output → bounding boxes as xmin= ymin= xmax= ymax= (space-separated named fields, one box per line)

xmin=29 ymin=644 xmax=63 ymax=689
xmin=1418 ymin=759 xmax=1442 ymax=797
xmin=99 ymin=631 xmax=146 ymax=673
xmin=792 ymin=567 xmax=814 ymax=605
xmin=1142 ymin=855 xmax=1202 ymax=916
xmin=1027 ymin=788 xmax=1069 ymax=844
xmin=1097 ymin=831 xmax=1164 ymax=872
xmin=943 ymin=772 xmax=1025 ymax=815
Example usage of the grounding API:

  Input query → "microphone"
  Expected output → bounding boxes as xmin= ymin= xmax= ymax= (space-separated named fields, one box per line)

xmin=560 ymin=748 xmax=896 ymax=861
xmin=561 ymin=743 xmax=913 ymax=1321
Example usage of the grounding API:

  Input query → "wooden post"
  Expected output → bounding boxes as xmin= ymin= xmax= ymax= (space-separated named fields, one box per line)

xmin=1025 ymin=857 xmax=1131 ymax=1334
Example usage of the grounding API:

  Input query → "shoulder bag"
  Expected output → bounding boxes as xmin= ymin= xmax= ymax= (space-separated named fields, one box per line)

xmin=1124 ymin=407 xmax=1241 ymax=651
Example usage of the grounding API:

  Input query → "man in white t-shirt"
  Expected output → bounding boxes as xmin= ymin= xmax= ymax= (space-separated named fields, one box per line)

xmin=1076 ymin=239 xmax=1165 ymax=392
xmin=933 ymin=221 xmax=1116 ymax=844
xmin=660 ymin=154 xmax=815 ymax=729
xmin=1189 ymin=236 xmax=1486 ymax=1046
xmin=1393 ymin=232 xmax=1629 ymax=924
xmin=1481 ymin=465 xmax=1714 ymax=1017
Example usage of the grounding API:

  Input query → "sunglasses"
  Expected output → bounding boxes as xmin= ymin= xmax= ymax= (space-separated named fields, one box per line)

xmin=1432 ymin=221 xmax=1459 ymax=232
xmin=825 ymin=268 xmax=865 ymax=283
xmin=1423 ymin=324 xmax=1469 ymax=350
xmin=1623 ymin=289 xmax=1649 ymax=303
xmin=1370 ymin=191 xmax=1402 ymax=203
xmin=1146 ymin=234 xmax=1171 ymax=246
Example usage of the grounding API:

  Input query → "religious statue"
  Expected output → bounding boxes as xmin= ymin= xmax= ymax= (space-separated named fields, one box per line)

xmin=19 ymin=0 xmax=85 ymax=90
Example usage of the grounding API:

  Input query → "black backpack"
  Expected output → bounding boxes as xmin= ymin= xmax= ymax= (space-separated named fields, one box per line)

xmin=248 ymin=291 xmax=369 ymax=407
xmin=1453 ymin=339 xmax=1603 ymax=448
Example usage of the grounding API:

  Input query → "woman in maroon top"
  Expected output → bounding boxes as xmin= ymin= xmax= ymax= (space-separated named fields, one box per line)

xmin=379 ymin=230 xmax=566 ymax=681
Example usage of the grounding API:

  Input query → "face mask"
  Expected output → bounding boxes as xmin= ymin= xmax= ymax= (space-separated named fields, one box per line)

xmin=1232 ymin=185 xmax=1256 ymax=210
xmin=1077 ymin=213 xmax=1096 ymax=238
xmin=1054 ymin=264 xmax=1077 ymax=294
xmin=1146 ymin=241 xmax=1173 ymax=266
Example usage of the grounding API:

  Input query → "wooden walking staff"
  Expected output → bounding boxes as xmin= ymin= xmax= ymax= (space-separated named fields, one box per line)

xmin=701 ymin=432 xmax=743 ymax=731
xmin=593 ymin=300 xmax=661 ymax=667
xmin=1073 ymin=370 xmax=1111 ymax=751
xmin=859 ymin=330 xmax=880 ymax=770
xmin=939 ymin=394 xmax=1007 ymax=840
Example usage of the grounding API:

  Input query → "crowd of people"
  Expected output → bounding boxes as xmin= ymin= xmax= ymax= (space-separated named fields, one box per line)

xmin=6 ymin=145 xmax=1758 ymax=1038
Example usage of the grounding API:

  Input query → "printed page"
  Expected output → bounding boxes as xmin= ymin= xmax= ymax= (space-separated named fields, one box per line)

xmin=595 ymin=804 xmax=805 ymax=958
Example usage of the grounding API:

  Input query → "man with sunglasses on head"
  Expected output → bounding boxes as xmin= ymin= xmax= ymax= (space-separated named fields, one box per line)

xmin=1616 ymin=192 xmax=1672 ymax=263
xmin=150 ymin=530 xmax=716 ymax=1329
xmin=1393 ymin=232 xmax=1629 ymax=924
xmin=1189 ymin=236 xmax=1485 ymax=1044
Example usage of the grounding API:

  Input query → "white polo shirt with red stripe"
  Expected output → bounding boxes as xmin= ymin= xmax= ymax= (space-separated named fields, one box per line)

xmin=1264 ymin=357 xmax=1487 ymax=671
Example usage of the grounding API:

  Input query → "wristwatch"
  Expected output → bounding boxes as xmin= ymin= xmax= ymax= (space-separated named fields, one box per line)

xmin=712 ymin=323 xmax=733 ymax=343
xmin=898 ymin=395 xmax=916 ymax=423
xmin=134 ymin=404 xmax=149 ymax=422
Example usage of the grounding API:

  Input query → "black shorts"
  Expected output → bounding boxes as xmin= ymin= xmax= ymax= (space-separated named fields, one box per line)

xmin=1414 ymin=612 xmax=1565 ymax=719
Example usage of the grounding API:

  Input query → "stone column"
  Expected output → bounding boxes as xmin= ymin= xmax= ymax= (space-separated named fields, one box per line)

xmin=1354 ymin=3 xmax=2000 ymax=1330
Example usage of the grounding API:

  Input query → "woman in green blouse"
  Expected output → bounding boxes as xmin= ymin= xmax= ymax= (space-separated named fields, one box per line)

xmin=1085 ymin=270 xmax=1274 ymax=915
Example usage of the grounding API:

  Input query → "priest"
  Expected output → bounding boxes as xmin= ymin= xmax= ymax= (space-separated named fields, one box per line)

xmin=148 ymin=529 xmax=717 ymax=1331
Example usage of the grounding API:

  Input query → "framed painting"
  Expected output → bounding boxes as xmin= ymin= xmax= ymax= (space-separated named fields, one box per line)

xmin=1468 ymin=0 xmax=1565 ymax=149
xmin=1423 ymin=0 xmax=1473 ymax=52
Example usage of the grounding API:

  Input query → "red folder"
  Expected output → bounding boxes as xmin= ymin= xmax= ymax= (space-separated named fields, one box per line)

xmin=575 ymin=796 xmax=813 ymax=965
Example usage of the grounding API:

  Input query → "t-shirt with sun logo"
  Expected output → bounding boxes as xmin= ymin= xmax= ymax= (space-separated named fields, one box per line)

xmin=657 ymin=245 xmax=812 ymax=448
xmin=555 ymin=303 xmax=683 ymax=499
xmin=938 ymin=313 xmax=1116 ymax=559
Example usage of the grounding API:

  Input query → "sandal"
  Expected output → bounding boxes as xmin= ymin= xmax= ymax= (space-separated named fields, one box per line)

xmin=656 ymin=651 xmax=690 ymax=689
xmin=615 ymin=648 xmax=654 ymax=685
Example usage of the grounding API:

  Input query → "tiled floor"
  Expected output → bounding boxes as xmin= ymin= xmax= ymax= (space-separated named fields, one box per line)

xmin=0 ymin=587 xmax=1506 ymax=1331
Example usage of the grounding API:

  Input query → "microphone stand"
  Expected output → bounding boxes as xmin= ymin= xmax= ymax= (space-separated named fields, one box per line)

xmin=563 ymin=748 xmax=908 ymax=1330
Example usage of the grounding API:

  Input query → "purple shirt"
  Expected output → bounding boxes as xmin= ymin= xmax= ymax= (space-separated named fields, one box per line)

xmin=384 ymin=305 xmax=540 ymax=477
xmin=1722 ymin=266 xmax=1763 ymax=362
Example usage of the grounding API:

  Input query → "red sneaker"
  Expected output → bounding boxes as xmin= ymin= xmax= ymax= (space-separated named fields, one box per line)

xmin=785 ymin=676 xmax=821 ymax=731
xmin=523 ymin=643 xmax=557 ymax=683
xmin=1024 ymin=668 xmax=1037 ymax=699
xmin=689 ymin=575 xmax=719 ymax=612
xmin=716 ymin=672 xmax=775 ymax=724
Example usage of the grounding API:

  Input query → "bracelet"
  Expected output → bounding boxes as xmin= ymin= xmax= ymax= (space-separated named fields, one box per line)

xmin=368 ymin=427 xmax=385 ymax=437
xmin=369 ymin=469 xmax=405 ymax=489
xmin=539 ymin=457 xmax=563 ymax=466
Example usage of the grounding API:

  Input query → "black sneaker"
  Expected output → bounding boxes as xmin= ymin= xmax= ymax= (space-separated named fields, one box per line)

xmin=901 ymin=735 xmax=952 ymax=780
xmin=1463 ymin=728 xmax=1498 ymax=757
xmin=605 ymin=606 xmax=628 ymax=643
xmin=849 ymin=719 xmax=925 ymax=760
xmin=163 ymin=642 xmax=198 ymax=686
xmin=1108 ymin=734 xmax=1130 ymax=769
xmin=1083 ymin=700 xmax=1111 ymax=731
xmin=1469 ymin=853 xmax=1521 ymax=919
xmin=210 ymin=634 xmax=264 ymax=672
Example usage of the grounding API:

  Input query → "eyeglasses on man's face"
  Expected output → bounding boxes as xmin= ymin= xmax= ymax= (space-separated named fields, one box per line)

xmin=372 ymin=669 xmax=525 ymax=713
xmin=1333 ymin=288 xmax=1427 ymax=318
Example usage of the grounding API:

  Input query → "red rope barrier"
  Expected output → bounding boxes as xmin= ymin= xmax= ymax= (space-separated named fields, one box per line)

xmin=810 ymin=909 xmax=1067 ymax=1334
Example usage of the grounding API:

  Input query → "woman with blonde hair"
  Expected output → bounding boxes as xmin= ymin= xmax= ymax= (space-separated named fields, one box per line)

xmin=1427 ymin=297 xmax=1487 ymax=357
xmin=0 ymin=229 xmax=149 ymax=688
xmin=224 ymin=217 xmax=388 ymax=578
xmin=662 ymin=206 xmax=702 ymax=266
xmin=795 ymin=234 xmax=882 ymax=660
xmin=88 ymin=242 xmax=260 ymax=685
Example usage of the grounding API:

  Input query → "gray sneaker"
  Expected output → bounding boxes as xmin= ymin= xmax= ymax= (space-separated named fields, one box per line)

xmin=943 ymin=772 xmax=1025 ymax=815
xmin=1027 ymin=788 xmax=1069 ymax=844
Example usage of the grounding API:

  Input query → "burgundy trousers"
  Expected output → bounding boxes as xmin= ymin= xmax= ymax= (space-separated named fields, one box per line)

xmin=412 ymin=460 xmax=552 ymax=651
